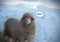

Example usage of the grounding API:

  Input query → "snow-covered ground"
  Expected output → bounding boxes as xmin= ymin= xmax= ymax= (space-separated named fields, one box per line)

xmin=0 ymin=4 xmax=60 ymax=42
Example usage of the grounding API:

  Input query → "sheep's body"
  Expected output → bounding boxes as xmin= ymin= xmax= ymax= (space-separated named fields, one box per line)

xmin=4 ymin=18 xmax=21 ymax=42
xmin=4 ymin=13 xmax=36 ymax=42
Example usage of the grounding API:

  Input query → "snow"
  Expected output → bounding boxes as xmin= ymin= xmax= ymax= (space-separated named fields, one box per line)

xmin=0 ymin=4 xmax=60 ymax=42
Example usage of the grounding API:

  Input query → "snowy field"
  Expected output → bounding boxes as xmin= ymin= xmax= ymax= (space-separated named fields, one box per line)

xmin=0 ymin=0 xmax=60 ymax=42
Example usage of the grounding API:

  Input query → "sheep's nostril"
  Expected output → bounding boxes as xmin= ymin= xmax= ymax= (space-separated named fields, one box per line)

xmin=25 ymin=19 xmax=31 ymax=24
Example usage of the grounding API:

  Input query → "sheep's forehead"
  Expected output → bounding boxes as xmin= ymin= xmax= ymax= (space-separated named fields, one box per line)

xmin=23 ymin=13 xmax=33 ymax=18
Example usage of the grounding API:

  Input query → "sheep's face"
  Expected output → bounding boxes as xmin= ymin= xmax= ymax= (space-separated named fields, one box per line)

xmin=22 ymin=13 xmax=34 ymax=25
xmin=23 ymin=16 xmax=33 ymax=24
